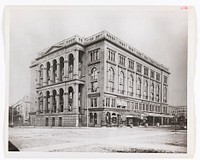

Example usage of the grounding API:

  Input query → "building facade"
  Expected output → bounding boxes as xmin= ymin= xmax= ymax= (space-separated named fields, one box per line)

xmin=9 ymin=96 xmax=30 ymax=126
xmin=30 ymin=31 xmax=171 ymax=127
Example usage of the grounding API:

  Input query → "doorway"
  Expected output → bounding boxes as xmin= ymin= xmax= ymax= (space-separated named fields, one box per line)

xmin=52 ymin=117 xmax=55 ymax=126
xmin=45 ymin=118 xmax=49 ymax=126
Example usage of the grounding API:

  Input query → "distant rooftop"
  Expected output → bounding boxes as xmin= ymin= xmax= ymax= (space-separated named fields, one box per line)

xmin=35 ymin=31 xmax=169 ymax=72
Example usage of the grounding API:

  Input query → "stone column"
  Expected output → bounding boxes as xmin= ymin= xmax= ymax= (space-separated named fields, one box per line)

xmin=74 ymin=49 xmax=79 ymax=79
xmin=64 ymin=60 xmax=69 ymax=80
xmin=56 ymin=94 xmax=60 ymax=113
xmin=50 ymin=65 xmax=54 ymax=84
xmin=49 ymin=93 xmax=53 ymax=113
xmin=101 ymin=111 xmax=106 ymax=127
xmin=64 ymin=91 xmax=68 ymax=113
xmin=161 ymin=117 xmax=164 ymax=126
xmin=73 ymin=83 xmax=79 ymax=127
xmin=43 ymin=67 xmax=47 ymax=86
xmin=153 ymin=116 xmax=155 ymax=126
xmin=56 ymin=63 xmax=61 ymax=83
xmin=43 ymin=95 xmax=47 ymax=113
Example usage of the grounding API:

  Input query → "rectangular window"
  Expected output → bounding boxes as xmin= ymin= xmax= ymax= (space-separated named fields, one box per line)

xmin=155 ymin=106 xmax=158 ymax=112
xmin=152 ymin=105 xmax=155 ymax=112
xmin=144 ymin=67 xmax=149 ymax=76
xmin=143 ymin=104 xmax=145 ymax=111
xmin=91 ymin=98 xmax=97 ymax=107
xmin=136 ymin=63 xmax=142 ymax=73
xmin=131 ymin=102 xmax=134 ymax=110
xmin=119 ymin=54 xmax=125 ymax=66
xmin=128 ymin=59 xmax=134 ymax=70
xmin=139 ymin=103 xmax=142 ymax=110
xmin=146 ymin=104 xmax=149 ymax=111
xmin=135 ymin=103 xmax=138 ymax=110
xmin=106 ymin=98 xmax=110 ymax=107
xmin=91 ymin=82 xmax=98 ymax=92
xmin=108 ymin=48 xmax=115 ymax=62
xmin=108 ymin=81 xmax=114 ymax=92
xmin=127 ymin=101 xmax=130 ymax=109
xmin=156 ymin=73 xmax=160 ymax=81
xmin=89 ymin=48 xmax=100 ymax=61
xmin=150 ymin=70 xmax=155 ymax=79
xmin=164 ymin=76 xmax=168 ymax=84
xmin=111 ymin=99 xmax=115 ymax=107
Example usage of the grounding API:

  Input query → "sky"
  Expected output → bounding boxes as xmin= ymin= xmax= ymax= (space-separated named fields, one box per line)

xmin=8 ymin=6 xmax=188 ymax=106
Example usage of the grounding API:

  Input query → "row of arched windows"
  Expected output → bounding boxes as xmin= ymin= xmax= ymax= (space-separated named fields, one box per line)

xmin=89 ymin=66 xmax=165 ymax=102
xmin=106 ymin=67 xmax=161 ymax=102
xmin=38 ymin=53 xmax=81 ymax=87
xmin=38 ymin=87 xmax=75 ymax=114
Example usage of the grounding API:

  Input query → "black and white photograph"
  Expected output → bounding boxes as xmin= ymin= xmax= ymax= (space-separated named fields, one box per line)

xmin=5 ymin=5 xmax=195 ymax=158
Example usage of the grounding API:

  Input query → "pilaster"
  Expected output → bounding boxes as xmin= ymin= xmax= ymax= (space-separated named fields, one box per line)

xmin=74 ymin=49 xmax=79 ymax=79
xmin=56 ymin=94 xmax=60 ymax=113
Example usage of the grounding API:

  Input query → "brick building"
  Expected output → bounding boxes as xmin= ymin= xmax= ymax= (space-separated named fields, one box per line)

xmin=29 ymin=31 xmax=172 ymax=127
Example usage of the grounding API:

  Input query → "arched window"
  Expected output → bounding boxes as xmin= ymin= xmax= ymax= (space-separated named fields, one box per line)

xmin=59 ymin=88 xmax=64 ymax=112
xmin=68 ymin=54 xmax=74 ymax=80
xmin=144 ymin=80 xmax=148 ymax=99
xmin=39 ymin=92 xmax=43 ymax=112
xmin=129 ymin=74 xmax=134 ymax=96
xmin=137 ymin=77 xmax=141 ymax=98
xmin=59 ymin=57 xmax=64 ymax=81
xmin=46 ymin=91 xmax=50 ymax=113
xmin=108 ymin=68 xmax=114 ymax=81
xmin=108 ymin=68 xmax=114 ymax=92
xmin=39 ymin=65 xmax=43 ymax=86
xmin=91 ymin=67 xmax=98 ymax=80
xmin=68 ymin=87 xmax=73 ymax=111
xmin=53 ymin=60 xmax=57 ymax=83
xmin=46 ymin=62 xmax=51 ymax=85
xmin=52 ymin=90 xmax=57 ymax=113
xmin=119 ymin=71 xmax=125 ymax=94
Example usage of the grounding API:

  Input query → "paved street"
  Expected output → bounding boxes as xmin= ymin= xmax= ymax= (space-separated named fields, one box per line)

xmin=9 ymin=126 xmax=187 ymax=153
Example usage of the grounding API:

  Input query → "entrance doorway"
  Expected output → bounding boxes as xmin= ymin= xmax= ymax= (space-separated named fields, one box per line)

xmin=58 ymin=117 xmax=62 ymax=126
xmin=52 ymin=117 xmax=55 ymax=126
xmin=45 ymin=118 xmax=49 ymax=126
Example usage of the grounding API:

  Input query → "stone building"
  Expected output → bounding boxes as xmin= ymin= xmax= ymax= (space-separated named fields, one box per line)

xmin=10 ymin=96 xmax=30 ymax=126
xmin=29 ymin=31 xmax=172 ymax=127
xmin=170 ymin=106 xmax=187 ymax=118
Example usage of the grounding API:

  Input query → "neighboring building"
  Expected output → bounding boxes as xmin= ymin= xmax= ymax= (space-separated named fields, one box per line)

xmin=9 ymin=96 xmax=30 ymax=126
xmin=30 ymin=31 xmax=171 ymax=127
xmin=170 ymin=106 xmax=187 ymax=118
